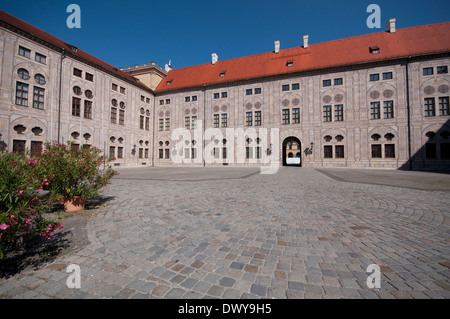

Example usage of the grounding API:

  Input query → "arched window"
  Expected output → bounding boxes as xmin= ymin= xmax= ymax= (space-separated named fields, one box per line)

xmin=17 ymin=68 xmax=30 ymax=80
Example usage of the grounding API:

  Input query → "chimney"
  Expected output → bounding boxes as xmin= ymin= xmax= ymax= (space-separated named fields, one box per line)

xmin=303 ymin=35 xmax=309 ymax=49
xmin=165 ymin=61 xmax=172 ymax=73
xmin=387 ymin=18 xmax=396 ymax=33
xmin=212 ymin=53 xmax=218 ymax=65
xmin=274 ymin=40 xmax=280 ymax=54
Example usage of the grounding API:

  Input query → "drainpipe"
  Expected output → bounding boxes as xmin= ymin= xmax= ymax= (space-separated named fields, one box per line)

xmin=203 ymin=85 xmax=206 ymax=167
xmin=57 ymin=49 xmax=66 ymax=144
xmin=405 ymin=57 xmax=413 ymax=170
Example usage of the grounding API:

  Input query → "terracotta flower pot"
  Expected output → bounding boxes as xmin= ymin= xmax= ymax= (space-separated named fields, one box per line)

xmin=64 ymin=196 xmax=86 ymax=212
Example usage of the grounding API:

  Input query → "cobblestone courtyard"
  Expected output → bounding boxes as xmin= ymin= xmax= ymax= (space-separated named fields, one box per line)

xmin=1 ymin=167 xmax=450 ymax=299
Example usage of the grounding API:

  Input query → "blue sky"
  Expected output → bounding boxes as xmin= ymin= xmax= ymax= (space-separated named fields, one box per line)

xmin=1 ymin=0 xmax=449 ymax=70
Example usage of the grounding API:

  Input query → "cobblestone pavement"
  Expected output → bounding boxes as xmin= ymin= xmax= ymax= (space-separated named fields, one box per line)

xmin=1 ymin=167 xmax=450 ymax=299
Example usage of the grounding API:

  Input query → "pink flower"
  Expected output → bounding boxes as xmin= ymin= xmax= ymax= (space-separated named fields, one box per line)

xmin=28 ymin=158 xmax=36 ymax=166
xmin=25 ymin=218 xmax=32 ymax=224
xmin=0 ymin=224 xmax=10 ymax=230
xmin=18 ymin=190 xmax=24 ymax=195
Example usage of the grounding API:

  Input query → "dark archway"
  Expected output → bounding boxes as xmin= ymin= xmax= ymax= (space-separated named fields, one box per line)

xmin=282 ymin=137 xmax=302 ymax=167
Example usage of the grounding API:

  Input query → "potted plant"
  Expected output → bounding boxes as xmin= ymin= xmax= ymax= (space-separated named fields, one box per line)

xmin=40 ymin=142 xmax=117 ymax=212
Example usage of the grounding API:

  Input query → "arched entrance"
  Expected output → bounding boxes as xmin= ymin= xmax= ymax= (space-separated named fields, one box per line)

xmin=282 ymin=137 xmax=302 ymax=167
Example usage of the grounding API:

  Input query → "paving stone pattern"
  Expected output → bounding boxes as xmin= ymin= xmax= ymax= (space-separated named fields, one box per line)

xmin=1 ymin=167 xmax=449 ymax=299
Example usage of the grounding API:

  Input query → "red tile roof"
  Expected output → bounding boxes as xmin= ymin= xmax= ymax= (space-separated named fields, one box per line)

xmin=156 ymin=22 xmax=450 ymax=93
xmin=0 ymin=10 xmax=153 ymax=93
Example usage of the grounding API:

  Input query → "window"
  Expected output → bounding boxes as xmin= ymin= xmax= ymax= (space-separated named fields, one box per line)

xmin=423 ymin=67 xmax=433 ymax=76
xmin=17 ymin=68 xmax=30 ymax=80
xmin=192 ymin=116 xmax=198 ymax=129
xmin=110 ymin=107 xmax=117 ymax=124
xmin=213 ymin=114 xmax=220 ymax=128
xmin=184 ymin=148 xmax=191 ymax=160
xmin=292 ymin=83 xmax=300 ymax=90
xmin=383 ymin=101 xmax=394 ymax=119
xmin=30 ymin=141 xmax=43 ymax=157
xmin=286 ymin=61 xmax=293 ymax=67
xmin=323 ymin=105 xmax=332 ymax=122
xmin=119 ymin=110 xmax=125 ymax=125
xmin=73 ymin=68 xmax=82 ymax=77
xmin=246 ymin=112 xmax=253 ymax=126
xmin=13 ymin=140 xmax=26 ymax=155
xmin=165 ymin=118 xmax=170 ymax=131
xmin=324 ymin=146 xmax=333 ymax=159
xmin=85 ymin=90 xmax=93 ymax=99
xmin=192 ymin=96 xmax=197 ymax=102
xmin=282 ymin=109 xmax=290 ymax=125
xmin=213 ymin=147 xmax=220 ymax=159
xmin=159 ymin=100 xmax=165 ymax=105
xmin=146 ymin=97 xmax=150 ymax=103
xmin=370 ymin=46 xmax=380 ymax=54
xmin=214 ymin=93 xmax=220 ymax=99
xmin=159 ymin=149 xmax=164 ymax=159
xmin=138 ymin=148 xmax=143 ymax=159
xmin=34 ymin=53 xmax=46 ymax=64
xmin=371 ymin=145 xmax=382 ymax=158
xmin=140 ymin=116 xmax=145 ymax=130
xmin=221 ymin=114 xmax=228 ymax=128
xmin=334 ymin=78 xmax=343 ymax=86
xmin=335 ymin=145 xmax=345 ymax=158
xmin=246 ymin=147 xmax=253 ymax=159
xmin=110 ymin=146 xmax=116 ymax=160
xmin=282 ymin=84 xmax=290 ymax=91
xmin=112 ymin=83 xmax=118 ymax=91
xmin=18 ymin=46 xmax=31 ymax=58
xmin=334 ymin=105 xmax=344 ymax=122
xmin=426 ymin=143 xmax=437 ymax=158
xmin=165 ymin=99 xmax=170 ymax=105
xmin=424 ymin=98 xmax=435 ymax=117
xmin=383 ymin=72 xmax=393 ymax=80
xmin=385 ymin=144 xmax=396 ymax=158
xmin=221 ymin=92 xmax=228 ymax=98
xmin=34 ymin=74 xmax=46 ymax=85
xmin=117 ymin=147 xmax=123 ymax=159
xmin=165 ymin=149 xmax=170 ymax=159
xmin=370 ymin=102 xmax=381 ymax=120
xmin=145 ymin=149 xmax=149 ymax=159
xmin=439 ymin=97 xmax=449 ymax=116
xmin=15 ymin=82 xmax=29 ymax=106
xmin=254 ymin=111 xmax=262 ymax=126
xmin=323 ymin=80 xmax=331 ymax=87
xmin=256 ymin=147 xmax=262 ymax=159
xmin=145 ymin=117 xmax=150 ymax=131
xmin=141 ymin=95 xmax=145 ymax=102
xmin=185 ymin=117 xmax=190 ymax=130
xmin=72 ymin=97 xmax=81 ymax=117
xmin=246 ymin=89 xmax=253 ymax=96
xmin=33 ymin=87 xmax=45 ymax=110
xmin=437 ymin=66 xmax=448 ymax=74
xmin=159 ymin=119 xmax=164 ymax=131
xmin=255 ymin=88 xmax=262 ymax=94
xmin=441 ymin=143 xmax=450 ymax=159
xmin=120 ymin=87 xmax=126 ymax=94
xmin=370 ymin=74 xmax=380 ymax=82
xmin=185 ymin=96 xmax=191 ymax=102
xmin=292 ymin=108 xmax=300 ymax=124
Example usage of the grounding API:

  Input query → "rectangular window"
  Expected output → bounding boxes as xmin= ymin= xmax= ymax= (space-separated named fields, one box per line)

xmin=423 ymin=67 xmax=434 ymax=76
xmin=141 ymin=95 xmax=145 ymax=102
xmin=110 ymin=146 xmax=116 ymax=160
xmin=73 ymin=68 xmax=82 ymax=77
xmin=112 ymin=83 xmax=118 ymax=91
xmin=120 ymin=87 xmax=126 ymax=94
xmin=334 ymin=105 xmax=344 ymax=122
xmin=119 ymin=109 xmax=125 ymax=126
xmin=439 ymin=97 xmax=449 ymax=116
xmin=213 ymin=114 xmax=220 ymax=128
xmin=385 ymin=144 xmax=396 ymax=158
xmin=145 ymin=149 xmax=149 ymax=159
xmin=213 ymin=93 xmax=220 ymax=99
xmin=323 ymin=80 xmax=331 ymax=87
xmin=222 ymin=147 xmax=227 ymax=159
xmin=117 ymin=147 xmax=123 ymax=159
xmin=371 ymin=145 xmax=382 ymax=158
xmin=159 ymin=118 xmax=164 ymax=131
xmin=370 ymin=102 xmax=381 ymax=120
xmin=35 ymin=53 xmax=46 ymax=64
xmin=424 ymin=98 xmax=436 ymax=117
xmin=282 ymin=109 xmax=290 ymax=125
xmin=191 ymin=148 xmax=197 ymax=159
xmin=437 ymin=66 xmax=448 ymax=74
xmin=84 ymin=100 xmax=92 ymax=119
xmin=254 ymin=88 xmax=262 ymax=94
xmin=246 ymin=147 xmax=253 ymax=159
xmin=256 ymin=147 xmax=262 ymax=159
xmin=192 ymin=96 xmax=197 ymax=102
xmin=110 ymin=107 xmax=117 ymax=123
xmin=165 ymin=99 xmax=170 ymax=105
xmin=221 ymin=113 xmax=228 ymax=128
xmin=426 ymin=143 xmax=437 ymax=159
xmin=145 ymin=117 xmax=150 ymax=131
xmin=185 ymin=96 xmax=191 ymax=102
xmin=13 ymin=140 xmax=26 ymax=155
xmin=30 ymin=141 xmax=43 ymax=157
xmin=33 ymin=86 xmax=45 ymax=110
xmin=292 ymin=108 xmax=300 ymax=124
xmin=184 ymin=148 xmax=190 ymax=160
xmin=185 ymin=117 xmax=190 ymax=130
xmin=254 ymin=111 xmax=262 ymax=126
xmin=383 ymin=72 xmax=393 ymax=80
xmin=441 ymin=143 xmax=450 ymax=159
xmin=383 ymin=101 xmax=394 ymax=119
xmin=192 ymin=116 xmax=197 ymax=129
xmin=165 ymin=118 xmax=170 ymax=131
xmin=159 ymin=149 xmax=164 ymax=159
xmin=282 ymin=84 xmax=290 ymax=91
xmin=221 ymin=92 xmax=228 ymax=98
xmin=370 ymin=74 xmax=380 ymax=82
xmin=159 ymin=100 xmax=164 ymax=105
xmin=85 ymin=73 xmax=94 ymax=82
xmin=72 ymin=97 xmax=81 ymax=117
xmin=18 ymin=46 xmax=31 ymax=58
xmin=165 ymin=149 xmax=170 ymax=159
xmin=324 ymin=146 xmax=333 ymax=159
xmin=334 ymin=78 xmax=343 ymax=86
xmin=323 ymin=105 xmax=332 ymax=122
xmin=292 ymin=83 xmax=300 ymax=90
xmin=140 ymin=116 xmax=145 ymax=130
xmin=213 ymin=147 xmax=220 ymax=159
xmin=138 ymin=148 xmax=143 ymax=159
xmin=15 ymin=82 xmax=29 ymax=106
xmin=246 ymin=89 xmax=253 ymax=96
xmin=335 ymin=145 xmax=345 ymax=158
xmin=246 ymin=112 xmax=253 ymax=126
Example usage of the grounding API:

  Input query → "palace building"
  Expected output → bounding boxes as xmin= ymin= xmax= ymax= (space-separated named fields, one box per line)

xmin=0 ymin=10 xmax=449 ymax=170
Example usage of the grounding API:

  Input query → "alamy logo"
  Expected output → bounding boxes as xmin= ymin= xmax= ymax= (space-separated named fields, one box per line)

xmin=66 ymin=4 xmax=81 ymax=29
xmin=366 ymin=264 xmax=381 ymax=289
xmin=366 ymin=4 xmax=381 ymax=29
xmin=66 ymin=264 xmax=81 ymax=289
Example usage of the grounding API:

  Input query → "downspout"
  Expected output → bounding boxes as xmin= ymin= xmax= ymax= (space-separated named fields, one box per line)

xmin=203 ymin=85 xmax=206 ymax=167
xmin=152 ymin=93 xmax=156 ymax=167
xmin=405 ymin=57 xmax=413 ymax=170
xmin=57 ymin=49 xmax=66 ymax=143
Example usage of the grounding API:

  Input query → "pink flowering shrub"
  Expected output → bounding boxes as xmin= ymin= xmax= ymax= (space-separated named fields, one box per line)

xmin=0 ymin=151 xmax=62 ymax=259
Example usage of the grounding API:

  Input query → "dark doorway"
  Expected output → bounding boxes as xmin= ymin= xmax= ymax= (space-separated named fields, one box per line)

xmin=282 ymin=137 xmax=302 ymax=167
